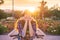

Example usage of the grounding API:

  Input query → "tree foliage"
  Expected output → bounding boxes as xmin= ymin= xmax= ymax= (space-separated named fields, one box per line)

xmin=0 ymin=24 xmax=8 ymax=34
xmin=44 ymin=8 xmax=60 ymax=20
xmin=47 ymin=25 xmax=60 ymax=35
xmin=0 ymin=10 xmax=12 ymax=20
xmin=13 ymin=10 xmax=23 ymax=19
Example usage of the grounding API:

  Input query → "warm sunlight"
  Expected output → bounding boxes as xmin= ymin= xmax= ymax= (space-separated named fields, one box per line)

xmin=27 ymin=7 xmax=36 ymax=13
xmin=0 ymin=0 xmax=60 ymax=10
xmin=17 ymin=6 xmax=36 ymax=13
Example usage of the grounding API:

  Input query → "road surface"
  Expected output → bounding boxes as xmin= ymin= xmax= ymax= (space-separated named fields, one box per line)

xmin=0 ymin=35 xmax=60 ymax=40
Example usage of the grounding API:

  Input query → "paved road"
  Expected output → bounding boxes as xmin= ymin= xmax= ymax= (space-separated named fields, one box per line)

xmin=0 ymin=35 xmax=60 ymax=40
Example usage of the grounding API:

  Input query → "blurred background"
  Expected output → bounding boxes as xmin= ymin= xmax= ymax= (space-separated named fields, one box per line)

xmin=0 ymin=0 xmax=60 ymax=35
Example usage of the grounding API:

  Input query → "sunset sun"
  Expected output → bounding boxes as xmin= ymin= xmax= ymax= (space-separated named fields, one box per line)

xmin=27 ymin=7 xmax=36 ymax=12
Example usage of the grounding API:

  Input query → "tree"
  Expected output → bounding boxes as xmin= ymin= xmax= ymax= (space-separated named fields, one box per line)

xmin=0 ymin=10 xmax=12 ymax=19
xmin=13 ymin=10 xmax=23 ymax=19
xmin=44 ymin=8 xmax=60 ymax=20
xmin=0 ymin=24 xmax=8 ymax=34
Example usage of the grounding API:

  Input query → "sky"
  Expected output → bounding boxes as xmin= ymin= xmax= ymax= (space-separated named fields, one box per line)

xmin=0 ymin=0 xmax=60 ymax=10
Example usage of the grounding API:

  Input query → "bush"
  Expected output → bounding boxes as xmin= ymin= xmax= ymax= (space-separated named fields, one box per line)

xmin=47 ymin=25 xmax=60 ymax=35
xmin=0 ymin=24 xmax=8 ymax=34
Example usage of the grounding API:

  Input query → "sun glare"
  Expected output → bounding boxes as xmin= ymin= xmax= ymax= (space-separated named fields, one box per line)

xmin=27 ymin=7 xmax=36 ymax=13
xmin=15 ymin=6 xmax=36 ymax=13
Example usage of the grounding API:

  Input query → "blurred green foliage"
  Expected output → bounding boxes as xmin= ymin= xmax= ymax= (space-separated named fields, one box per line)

xmin=47 ymin=25 xmax=60 ymax=35
xmin=0 ymin=24 xmax=8 ymax=34
xmin=0 ymin=10 xmax=12 ymax=20
xmin=44 ymin=9 xmax=60 ymax=20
